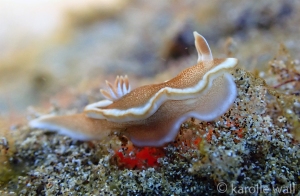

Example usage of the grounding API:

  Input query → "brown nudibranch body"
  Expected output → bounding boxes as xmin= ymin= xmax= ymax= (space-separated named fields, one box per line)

xmin=29 ymin=32 xmax=238 ymax=147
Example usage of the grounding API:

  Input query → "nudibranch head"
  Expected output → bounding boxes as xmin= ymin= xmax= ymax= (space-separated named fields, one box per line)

xmin=29 ymin=31 xmax=238 ymax=147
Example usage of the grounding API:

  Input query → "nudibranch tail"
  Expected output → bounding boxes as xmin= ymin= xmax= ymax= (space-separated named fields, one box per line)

xmin=29 ymin=113 xmax=113 ymax=141
xmin=193 ymin=31 xmax=213 ymax=62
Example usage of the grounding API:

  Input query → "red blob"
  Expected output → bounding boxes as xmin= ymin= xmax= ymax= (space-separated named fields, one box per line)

xmin=115 ymin=145 xmax=165 ymax=169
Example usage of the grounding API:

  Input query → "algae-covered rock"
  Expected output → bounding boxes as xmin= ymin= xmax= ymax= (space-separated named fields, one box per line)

xmin=1 ymin=63 xmax=299 ymax=195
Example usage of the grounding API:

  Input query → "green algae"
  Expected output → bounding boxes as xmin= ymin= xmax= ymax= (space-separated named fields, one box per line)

xmin=0 ymin=136 xmax=29 ymax=194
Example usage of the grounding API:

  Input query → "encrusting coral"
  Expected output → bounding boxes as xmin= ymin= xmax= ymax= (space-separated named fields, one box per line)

xmin=29 ymin=32 xmax=238 ymax=147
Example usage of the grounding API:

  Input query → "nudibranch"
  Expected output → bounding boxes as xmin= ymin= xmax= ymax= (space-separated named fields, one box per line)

xmin=29 ymin=32 xmax=238 ymax=147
